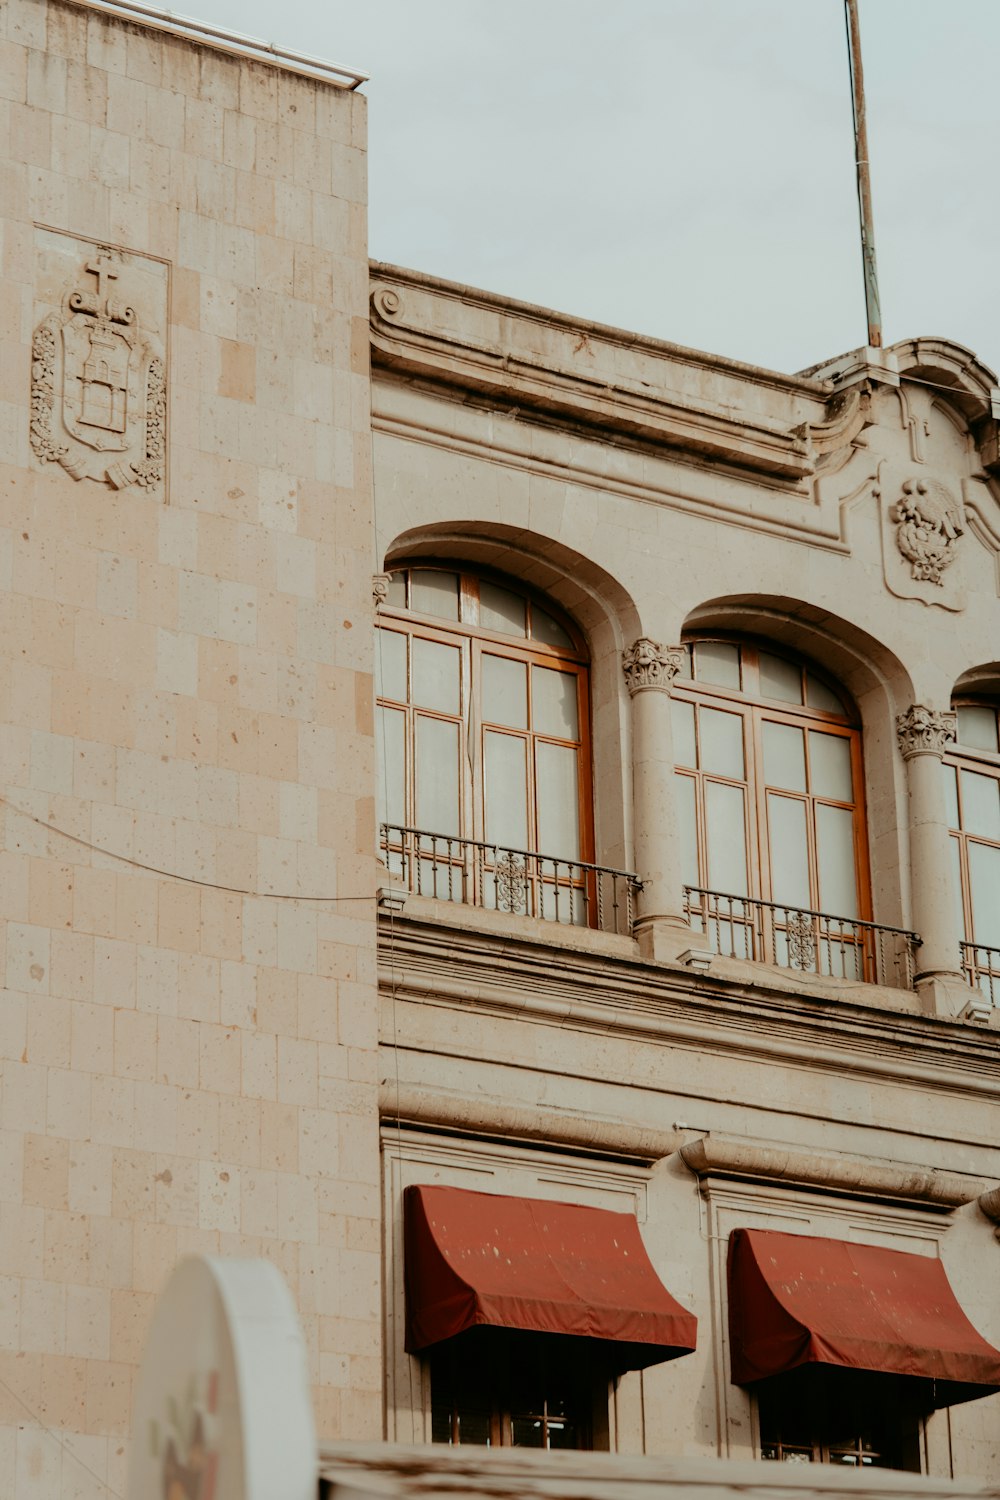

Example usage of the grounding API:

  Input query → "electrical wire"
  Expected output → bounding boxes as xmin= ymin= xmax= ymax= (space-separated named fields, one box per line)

xmin=0 ymin=795 xmax=374 ymax=902
xmin=0 ymin=1371 xmax=124 ymax=1499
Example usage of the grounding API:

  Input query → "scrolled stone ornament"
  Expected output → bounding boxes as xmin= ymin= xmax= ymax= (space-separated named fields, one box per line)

xmin=895 ymin=705 xmax=957 ymax=760
xmin=622 ymin=639 xmax=685 ymax=696
xmin=371 ymin=285 xmax=403 ymax=321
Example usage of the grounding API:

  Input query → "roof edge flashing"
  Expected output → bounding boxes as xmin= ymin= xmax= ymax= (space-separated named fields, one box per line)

xmin=69 ymin=0 xmax=369 ymax=88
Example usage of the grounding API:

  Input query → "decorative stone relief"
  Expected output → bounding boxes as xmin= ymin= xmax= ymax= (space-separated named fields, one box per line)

xmin=31 ymin=230 xmax=168 ymax=495
xmin=372 ymin=573 xmax=391 ymax=609
xmin=895 ymin=705 xmax=957 ymax=761
xmin=893 ymin=478 xmax=964 ymax=584
xmin=622 ymin=639 xmax=684 ymax=695
xmin=878 ymin=464 xmax=965 ymax=611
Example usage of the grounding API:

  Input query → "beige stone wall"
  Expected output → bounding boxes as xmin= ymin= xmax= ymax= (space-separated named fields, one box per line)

xmin=0 ymin=1 xmax=379 ymax=1492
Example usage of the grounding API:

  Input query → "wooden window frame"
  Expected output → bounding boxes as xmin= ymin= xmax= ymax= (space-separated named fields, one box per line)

xmin=756 ymin=1368 xmax=924 ymax=1473
xmin=376 ymin=566 xmax=595 ymax=912
xmin=674 ymin=638 xmax=873 ymax=925
xmin=428 ymin=1328 xmax=608 ymax=1452
xmin=946 ymin=700 xmax=1000 ymax=948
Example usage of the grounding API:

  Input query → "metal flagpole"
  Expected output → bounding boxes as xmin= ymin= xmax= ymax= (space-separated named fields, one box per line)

xmin=844 ymin=0 xmax=882 ymax=348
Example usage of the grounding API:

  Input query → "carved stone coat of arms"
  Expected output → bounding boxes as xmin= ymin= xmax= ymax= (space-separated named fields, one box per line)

xmin=30 ymin=240 xmax=167 ymax=492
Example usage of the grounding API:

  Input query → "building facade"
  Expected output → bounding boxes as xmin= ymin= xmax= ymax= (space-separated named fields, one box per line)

xmin=4 ymin=0 xmax=1000 ymax=1494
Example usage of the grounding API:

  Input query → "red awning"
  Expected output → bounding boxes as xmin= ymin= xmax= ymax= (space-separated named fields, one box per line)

xmin=404 ymin=1184 xmax=697 ymax=1370
xmin=728 ymin=1227 xmax=1000 ymax=1405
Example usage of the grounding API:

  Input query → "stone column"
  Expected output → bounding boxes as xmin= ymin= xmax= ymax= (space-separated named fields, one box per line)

xmin=896 ymin=705 xmax=963 ymax=985
xmin=623 ymin=638 xmax=689 ymax=935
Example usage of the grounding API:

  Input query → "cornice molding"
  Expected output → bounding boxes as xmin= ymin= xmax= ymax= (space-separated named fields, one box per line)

xmin=679 ymin=1133 xmax=987 ymax=1210
xmin=369 ymin=278 xmax=868 ymax=483
xmin=379 ymin=917 xmax=1000 ymax=1109
xmin=378 ymin=1082 xmax=681 ymax=1163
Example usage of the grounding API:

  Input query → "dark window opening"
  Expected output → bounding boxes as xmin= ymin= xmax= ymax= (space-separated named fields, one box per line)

xmin=429 ymin=1327 xmax=609 ymax=1450
xmin=757 ymin=1367 xmax=924 ymax=1471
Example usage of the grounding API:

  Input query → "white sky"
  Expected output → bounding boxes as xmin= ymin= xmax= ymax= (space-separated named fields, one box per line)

xmin=184 ymin=0 xmax=998 ymax=379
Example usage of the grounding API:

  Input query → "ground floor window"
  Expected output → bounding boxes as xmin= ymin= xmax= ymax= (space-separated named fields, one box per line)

xmin=429 ymin=1328 xmax=608 ymax=1450
xmin=757 ymin=1369 xmax=923 ymax=1471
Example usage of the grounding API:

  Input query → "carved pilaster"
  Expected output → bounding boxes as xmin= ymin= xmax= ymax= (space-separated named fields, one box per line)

xmin=622 ymin=639 xmax=684 ymax=696
xmin=895 ymin=705 xmax=957 ymax=761
xmin=372 ymin=573 xmax=391 ymax=610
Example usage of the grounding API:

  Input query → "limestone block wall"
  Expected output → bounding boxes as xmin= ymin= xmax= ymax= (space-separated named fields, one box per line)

xmin=0 ymin=1 xmax=379 ymax=1492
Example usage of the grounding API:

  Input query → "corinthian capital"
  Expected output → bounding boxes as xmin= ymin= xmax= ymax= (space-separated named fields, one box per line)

xmin=896 ymin=704 xmax=957 ymax=760
xmin=622 ymin=639 xmax=685 ymax=696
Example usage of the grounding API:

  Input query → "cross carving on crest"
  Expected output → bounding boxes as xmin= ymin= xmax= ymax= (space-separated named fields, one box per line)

xmin=85 ymin=255 xmax=119 ymax=304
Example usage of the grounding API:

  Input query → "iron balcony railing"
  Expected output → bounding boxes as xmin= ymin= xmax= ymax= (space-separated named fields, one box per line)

xmin=961 ymin=942 xmax=1000 ymax=1008
xmin=683 ymin=885 xmax=919 ymax=990
xmin=379 ymin=823 xmax=641 ymax=936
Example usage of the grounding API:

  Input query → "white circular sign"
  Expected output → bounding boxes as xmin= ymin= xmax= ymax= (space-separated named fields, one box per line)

xmin=127 ymin=1256 xmax=317 ymax=1500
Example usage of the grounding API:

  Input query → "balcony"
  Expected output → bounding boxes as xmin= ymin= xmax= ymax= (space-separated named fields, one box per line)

xmin=962 ymin=942 xmax=1000 ymax=1008
xmin=379 ymin=823 xmax=641 ymax=936
xmin=683 ymin=885 xmax=919 ymax=990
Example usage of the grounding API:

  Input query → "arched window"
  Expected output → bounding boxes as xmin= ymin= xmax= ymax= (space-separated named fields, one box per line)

xmin=946 ymin=701 xmax=1000 ymax=995
xmin=675 ymin=639 xmax=876 ymax=979
xmin=376 ymin=566 xmax=594 ymax=922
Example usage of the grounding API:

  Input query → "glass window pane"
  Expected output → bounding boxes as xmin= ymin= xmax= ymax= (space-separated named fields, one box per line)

xmin=375 ymin=707 xmax=406 ymax=827
xmin=806 ymin=672 xmax=844 ymax=715
xmin=809 ymin=731 xmax=854 ymax=802
xmin=961 ymin=769 xmax=1000 ymax=840
xmin=704 ymin=781 xmax=748 ymax=895
xmin=374 ymin=627 xmax=406 ymax=703
xmin=479 ymin=580 xmax=527 ymax=636
xmin=951 ymin=835 xmax=965 ymax=942
xmin=673 ymin=699 xmax=696 ymax=769
xmin=412 ymin=637 xmax=460 ymax=715
xmin=536 ymin=742 xmax=580 ymax=860
xmin=384 ymin=571 xmax=406 ymax=607
xmin=815 ymin=803 xmax=858 ymax=918
xmin=957 ymin=704 xmax=999 ymax=752
xmin=410 ymin=569 xmax=459 ymax=620
xmin=539 ymin=879 xmax=585 ymax=926
xmin=532 ymin=666 xmax=579 ymax=739
xmin=484 ymin=731 xmax=528 ymax=849
xmin=676 ymin=773 xmax=699 ymax=887
xmin=531 ymin=607 xmax=573 ymax=650
xmin=482 ymin=654 xmax=527 ymax=728
xmin=694 ymin=640 xmax=741 ymax=689
xmin=699 ymin=707 xmax=744 ymax=779
xmin=767 ymin=793 xmax=810 ymax=907
xmin=763 ymin=721 xmax=807 ymax=792
xmin=415 ymin=717 xmax=460 ymax=836
xmin=944 ymin=763 xmax=960 ymax=829
xmin=759 ymin=651 xmax=803 ymax=704
xmin=969 ymin=842 xmax=1000 ymax=948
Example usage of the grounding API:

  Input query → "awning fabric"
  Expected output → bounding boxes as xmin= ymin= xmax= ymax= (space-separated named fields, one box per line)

xmin=728 ymin=1227 xmax=1000 ymax=1406
xmin=403 ymin=1184 xmax=697 ymax=1369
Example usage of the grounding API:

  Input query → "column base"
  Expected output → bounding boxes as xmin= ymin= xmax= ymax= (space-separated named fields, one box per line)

xmin=633 ymin=914 xmax=700 ymax=964
xmin=914 ymin=971 xmax=992 ymax=1023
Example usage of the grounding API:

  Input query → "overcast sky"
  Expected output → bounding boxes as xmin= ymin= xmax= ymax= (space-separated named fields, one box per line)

xmin=185 ymin=0 xmax=998 ymax=379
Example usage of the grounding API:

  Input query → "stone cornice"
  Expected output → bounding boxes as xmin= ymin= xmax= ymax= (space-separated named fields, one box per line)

xmin=679 ymin=1133 xmax=987 ymax=1210
xmin=369 ymin=271 xmax=868 ymax=483
xmin=378 ymin=1081 xmax=681 ymax=1163
xmin=379 ymin=916 xmax=1000 ymax=1109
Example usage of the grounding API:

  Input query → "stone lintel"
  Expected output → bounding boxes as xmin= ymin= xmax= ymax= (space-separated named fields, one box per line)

xmin=679 ymin=1133 xmax=986 ymax=1210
